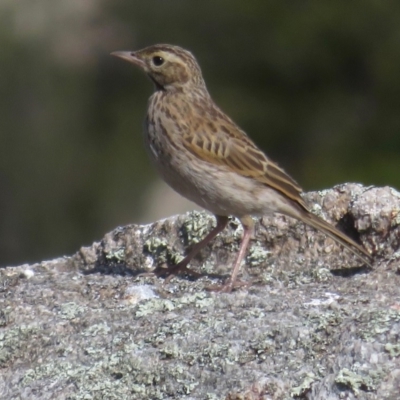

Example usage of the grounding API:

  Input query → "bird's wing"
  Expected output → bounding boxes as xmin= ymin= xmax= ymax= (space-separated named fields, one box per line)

xmin=182 ymin=126 xmax=308 ymax=208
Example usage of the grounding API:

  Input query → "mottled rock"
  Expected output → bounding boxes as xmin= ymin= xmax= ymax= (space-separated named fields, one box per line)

xmin=1 ymin=184 xmax=399 ymax=399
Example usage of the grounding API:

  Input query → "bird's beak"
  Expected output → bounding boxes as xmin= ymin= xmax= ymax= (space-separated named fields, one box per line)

xmin=111 ymin=51 xmax=146 ymax=68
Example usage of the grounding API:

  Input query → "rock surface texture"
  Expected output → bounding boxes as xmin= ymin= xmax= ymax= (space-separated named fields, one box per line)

xmin=1 ymin=183 xmax=400 ymax=400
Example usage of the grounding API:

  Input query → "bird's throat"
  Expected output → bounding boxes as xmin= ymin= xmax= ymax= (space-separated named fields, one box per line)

xmin=148 ymin=74 xmax=165 ymax=91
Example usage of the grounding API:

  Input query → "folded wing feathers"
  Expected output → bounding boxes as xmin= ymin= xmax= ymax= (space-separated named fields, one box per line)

xmin=183 ymin=130 xmax=372 ymax=264
xmin=184 ymin=131 xmax=307 ymax=207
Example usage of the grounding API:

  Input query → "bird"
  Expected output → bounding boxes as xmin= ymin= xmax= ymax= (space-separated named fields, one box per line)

xmin=111 ymin=44 xmax=373 ymax=292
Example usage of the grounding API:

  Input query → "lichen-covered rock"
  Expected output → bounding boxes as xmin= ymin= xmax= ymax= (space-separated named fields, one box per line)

xmin=1 ymin=184 xmax=399 ymax=399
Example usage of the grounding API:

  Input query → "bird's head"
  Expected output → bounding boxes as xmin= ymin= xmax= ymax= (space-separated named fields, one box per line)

xmin=111 ymin=44 xmax=206 ymax=91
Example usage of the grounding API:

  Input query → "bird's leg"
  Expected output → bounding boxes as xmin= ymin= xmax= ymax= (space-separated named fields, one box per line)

xmin=215 ymin=215 xmax=254 ymax=292
xmin=163 ymin=215 xmax=229 ymax=282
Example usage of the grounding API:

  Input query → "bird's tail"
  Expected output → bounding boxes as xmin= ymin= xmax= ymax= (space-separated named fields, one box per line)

xmin=296 ymin=210 xmax=373 ymax=267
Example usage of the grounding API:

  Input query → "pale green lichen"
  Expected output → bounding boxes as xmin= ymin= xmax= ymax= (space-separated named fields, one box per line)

xmin=198 ymin=260 xmax=216 ymax=274
xmin=60 ymin=302 xmax=86 ymax=320
xmin=246 ymin=244 xmax=271 ymax=267
xmin=143 ymin=236 xmax=169 ymax=254
xmin=358 ymin=309 xmax=400 ymax=341
xmin=136 ymin=292 xmax=213 ymax=317
xmin=159 ymin=343 xmax=181 ymax=359
xmin=22 ymin=360 xmax=128 ymax=399
xmin=0 ymin=325 xmax=38 ymax=367
xmin=316 ymin=311 xmax=342 ymax=331
xmin=335 ymin=368 xmax=375 ymax=395
xmin=310 ymin=202 xmax=323 ymax=216
xmin=291 ymin=372 xmax=317 ymax=397
xmin=385 ymin=343 xmax=400 ymax=357
xmin=229 ymin=217 xmax=244 ymax=242
xmin=143 ymin=236 xmax=183 ymax=265
xmin=181 ymin=211 xmax=213 ymax=245
xmin=312 ymin=267 xmax=332 ymax=282
xmin=83 ymin=322 xmax=111 ymax=337
xmin=183 ymin=381 xmax=199 ymax=394
xmin=105 ymin=246 xmax=126 ymax=262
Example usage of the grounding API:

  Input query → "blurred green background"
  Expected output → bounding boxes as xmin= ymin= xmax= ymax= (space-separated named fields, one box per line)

xmin=1 ymin=0 xmax=400 ymax=267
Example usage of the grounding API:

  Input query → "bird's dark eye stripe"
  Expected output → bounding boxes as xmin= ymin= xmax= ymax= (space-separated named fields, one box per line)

xmin=152 ymin=56 xmax=164 ymax=66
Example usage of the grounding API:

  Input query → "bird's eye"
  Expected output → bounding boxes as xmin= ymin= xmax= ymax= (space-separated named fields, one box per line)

xmin=152 ymin=56 xmax=164 ymax=66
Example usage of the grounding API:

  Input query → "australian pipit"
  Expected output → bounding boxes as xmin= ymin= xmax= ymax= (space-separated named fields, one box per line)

xmin=112 ymin=44 xmax=373 ymax=292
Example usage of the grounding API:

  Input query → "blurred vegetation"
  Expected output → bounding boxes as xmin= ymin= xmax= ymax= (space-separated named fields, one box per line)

xmin=1 ymin=0 xmax=400 ymax=266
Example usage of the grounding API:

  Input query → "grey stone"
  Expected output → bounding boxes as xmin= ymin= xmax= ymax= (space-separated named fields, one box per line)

xmin=1 ymin=183 xmax=399 ymax=399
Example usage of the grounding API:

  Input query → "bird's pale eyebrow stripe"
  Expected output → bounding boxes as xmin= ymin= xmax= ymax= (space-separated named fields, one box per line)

xmin=155 ymin=46 xmax=194 ymax=65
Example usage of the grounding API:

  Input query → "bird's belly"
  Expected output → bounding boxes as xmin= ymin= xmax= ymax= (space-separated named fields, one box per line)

xmin=147 ymin=140 xmax=283 ymax=218
xmin=144 ymin=118 xmax=287 ymax=218
xmin=177 ymin=165 xmax=284 ymax=217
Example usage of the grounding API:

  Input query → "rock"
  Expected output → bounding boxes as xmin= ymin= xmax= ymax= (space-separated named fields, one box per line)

xmin=1 ymin=183 xmax=399 ymax=399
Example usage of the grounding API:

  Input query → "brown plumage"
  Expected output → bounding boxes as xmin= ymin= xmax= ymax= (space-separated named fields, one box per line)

xmin=112 ymin=44 xmax=373 ymax=292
